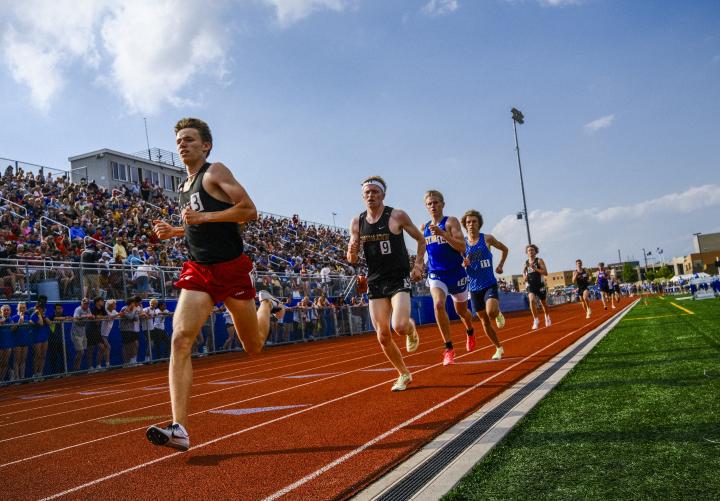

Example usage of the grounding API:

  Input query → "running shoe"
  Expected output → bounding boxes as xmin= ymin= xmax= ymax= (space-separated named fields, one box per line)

xmin=258 ymin=290 xmax=285 ymax=319
xmin=406 ymin=321 xmax=420 ymax=353
xmin=545 ymin=315 xmax=552 ymax=327
xmin=391 ymin=372 xmax=412 ymax=392
xmin=612 ymin=305 xmax=616 ymax=309
xmin=495 ymin=311 xmax=506 ymax=329
xmin=466 ymin=334 xmax=476 ymax=352
xmin=532 ymin=318 xmax=540 ymax=330
xmin=586 ymin=307 xmax=592 ymax=319
xmin=146 ymin=423 xmax=189 ymax=451
xmin=443 ymin=348 xmax=455 ymax=365
xmin=492 ymin=346 xmax=504 ymax=360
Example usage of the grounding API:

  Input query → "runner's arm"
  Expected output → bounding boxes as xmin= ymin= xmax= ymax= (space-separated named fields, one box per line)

xmin=486 ymin=234 xmax=508 ymax=274
xmin=394 ymin=209 xmax=426 ymax=280
xmin=347 ymin=217 xmax=361 ymax=264
xmin=440 ymin=217 xmax=467 ymax=254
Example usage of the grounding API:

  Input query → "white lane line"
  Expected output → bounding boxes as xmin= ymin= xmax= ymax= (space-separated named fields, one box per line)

xmin=0 ymin=335 xmax=409 ymax=443
xmin=0 ymin=341 xmax=380 ymax=428
xmin=1 ymin=312 xmax=583 ymax=465
xmin=262 ymin=317 xmax=607 ymax=501
xmin=38 ymin=312 xmax=595 ymax=499
xmin=0 ymin=340 xmax=374 ymax=417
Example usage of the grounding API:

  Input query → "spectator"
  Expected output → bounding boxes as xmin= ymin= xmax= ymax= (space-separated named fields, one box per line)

xmin=80 ymin=242 xmax=101 ymax=298
xmin=86 ymin=297 xmax=106 ymax=372
xmin=119 ymin=297 xmax=142 ymax=366
xmin=0 ymin=304 xmax=12 ymax=382
xmin=145 ymin=298 xmax=170 ymax=360
xmin=47 ymin=304 xmax=66 ymax=375
xmin=220 ymin=305 xmax=239 ymax=351
xmin=29 ymin=295 xmax=50 ymax=381
xmin=71 ymin=298 xmax=93 ymax=371
xmin=10 ymin=301 xmax=31 ymax=380
xmin=100 ymin=299 xmax=119 ymax=369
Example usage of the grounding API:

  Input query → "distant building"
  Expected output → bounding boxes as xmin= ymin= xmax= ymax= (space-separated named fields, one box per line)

xmin=68 ymin=147 xmax=185 ymax=200
xmin=498 ymin=274 xmax=524 ymax=291
xmin=546 ymin=270 xmax=574 ymax=288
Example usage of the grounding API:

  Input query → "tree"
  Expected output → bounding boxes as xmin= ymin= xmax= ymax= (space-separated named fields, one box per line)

xmin=645 ymin=269 xmax=656 ymax=282
xmin=622 ymin=262 xmax=638 ymax=283
xmin=657 ymin=264 xmax=674 ymax=280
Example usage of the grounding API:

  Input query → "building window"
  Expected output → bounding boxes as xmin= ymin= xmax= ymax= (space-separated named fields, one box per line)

xmin=163 ymin=174 xmax=173 ymax=190
xmin=130 ymin=166 xmax=139 ymax=183
xmin=150 ymin=171 xmax=160 ymax=186
xmin=111 ymin=161 xmax=128 ymax=181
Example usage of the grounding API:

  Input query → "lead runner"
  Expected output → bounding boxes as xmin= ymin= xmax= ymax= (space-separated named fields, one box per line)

xmin=146 ymin=117 xmax=283 ymax=451
xmin=347 ymin=176 xmax=425 ymax=391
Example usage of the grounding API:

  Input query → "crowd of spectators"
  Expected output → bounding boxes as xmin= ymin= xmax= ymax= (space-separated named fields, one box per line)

xmin=0 ymin=166 xmax=361 ymax=300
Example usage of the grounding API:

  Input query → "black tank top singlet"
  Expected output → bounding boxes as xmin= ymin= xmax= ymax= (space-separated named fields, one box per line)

xmin=575 ymin=268 xmax=590 ymax=288
xmin=178 ymin=162 xmax=244 ymax=264
xmin=359 ymin=206 xmax=410 ymax=284
xmin=525 ymin=258 xmax=543 ymax=288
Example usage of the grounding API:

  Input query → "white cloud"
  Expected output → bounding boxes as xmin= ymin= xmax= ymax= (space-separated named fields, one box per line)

xmin=490 ymin=185 xmax=720 ymax=272
xmin=583 ymin=114 xmax=614 ymax=133
xmin=1 ymin=0 xmax=231 ymax=114
xmin=422 ymin=0 xmax=459 ymax=16
xmin=99 ymin=0 xmax=229 ymax=114
xmin=261 ymin=0 xmax=348 ymax=27
xmin=538 ymin=0 xmax=582 ymax=6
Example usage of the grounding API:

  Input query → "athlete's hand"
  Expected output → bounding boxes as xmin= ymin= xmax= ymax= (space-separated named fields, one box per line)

xmin=428 ymin=224 xmax=444 ymax=237
xmin=410 ymin=262 xmax=424 ymax=282
xmin=347 ymin=238 xmax=360 ymax=263
xmin=462 ymin=257 xmax=470 ymax=268
xmin=495 ymin=264 xmax=503 ymax=274
xmin=153 ymin=220 xmax=175 ymax=240
xmin=182 ymin=208 xmax=206 ymax=225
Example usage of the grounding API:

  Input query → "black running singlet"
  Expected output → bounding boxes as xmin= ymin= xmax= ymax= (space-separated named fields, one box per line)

xmin=178 ymin=163 xmax=244 ymax=264
xmin=524 ymin=258 xmax=543 ymax=288
xmin=359 ymin=206 xmax=410 ymax=284
xmin=575 ymin=268 xmax=589 ymax=289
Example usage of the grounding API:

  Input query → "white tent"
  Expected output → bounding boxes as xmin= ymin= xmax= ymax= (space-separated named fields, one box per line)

xmin=670 ymin=272 xmax=710 ymax=283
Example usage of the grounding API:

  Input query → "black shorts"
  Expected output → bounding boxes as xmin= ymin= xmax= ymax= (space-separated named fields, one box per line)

xmin=577 ymin=286 xmax=588 ymax=296
xmin=150 ymin=328 xmax=167 ymax=343
xmin=86 ymin=329 xmax=102 ymax=347
xmin=527 ymin=284 xmax=547 ymax=301
xmin=121 ymin=330 xmax=139 ymax=344
xmin=599 ymin=284 xmax=611 ymax=294
xmin=470 ymin=285 xmax=499 ymax=312
xmin=368 ymin=275 xmax=411 ymax=300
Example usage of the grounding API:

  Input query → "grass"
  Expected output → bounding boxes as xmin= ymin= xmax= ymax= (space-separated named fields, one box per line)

xmin=444 ymin=296 xmax=720 ymax=500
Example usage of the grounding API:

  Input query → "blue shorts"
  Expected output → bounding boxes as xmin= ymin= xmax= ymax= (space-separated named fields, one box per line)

xmin=11 ymin=327 xmax=31 ymax=347
xmin=427 ymin=267 xmax=469 ymax=302
xmin=470 ymin=285 xmax=499 ymax=312
xmin=33 ymin=327 xmax=50 ymax=344
xmin=0 ymin=329 xmax=12 ymax=350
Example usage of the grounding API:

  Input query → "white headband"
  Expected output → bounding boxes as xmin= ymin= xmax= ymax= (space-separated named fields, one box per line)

xmin=362 ymin=180 xmax=385 ymax=193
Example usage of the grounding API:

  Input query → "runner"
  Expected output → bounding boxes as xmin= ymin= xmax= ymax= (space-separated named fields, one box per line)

xmin=146 ymin=117 xmax=284 ymax=451
xmin=607 ymin=272 xmax=618 ymax=309
xmin=422 ymin=190 xmax=475 ymax=365
xmin=613 ymin=274 xmax=622 ymax=306
xmin=347 ymin=175 xmax=425 ymax=391
xmin=573 ymin=259 xmax=592 ymax=319
xmin=523 ymin=244 xmax=551 ymax=330
xmin=596 ymin=262 xmax=613 ymax=310
xmin=461 ymin=210 xmax=508 ymax=360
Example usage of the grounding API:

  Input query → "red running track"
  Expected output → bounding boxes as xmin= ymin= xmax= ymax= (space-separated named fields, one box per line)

xmin=0 ymin=301 xmax=630 ymax=500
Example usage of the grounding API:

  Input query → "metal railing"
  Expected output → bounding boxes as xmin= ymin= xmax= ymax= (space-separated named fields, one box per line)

xmin=0 ymin=258 xmax=357 ymax=302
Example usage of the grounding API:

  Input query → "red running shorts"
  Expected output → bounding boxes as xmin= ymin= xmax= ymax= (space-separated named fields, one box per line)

xmin=175 ymin=253 xmax=256 ymax=304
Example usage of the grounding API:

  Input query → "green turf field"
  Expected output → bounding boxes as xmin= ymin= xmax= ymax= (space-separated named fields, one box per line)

xmin=445 ymin=296 xmax=720 ymax=500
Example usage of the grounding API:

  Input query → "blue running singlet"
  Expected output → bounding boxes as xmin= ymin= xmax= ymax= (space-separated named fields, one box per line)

xmin=424 ymin=217 xmax=463 ymax=272
xmin=465 ymin=234 xmax=497 ymax=292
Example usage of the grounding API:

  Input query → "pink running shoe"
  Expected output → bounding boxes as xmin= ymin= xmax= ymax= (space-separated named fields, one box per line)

xmin=443 ymin=348 xmax=456 ymax=366
xmin=466 ymin=334 xmax=476 ymax=352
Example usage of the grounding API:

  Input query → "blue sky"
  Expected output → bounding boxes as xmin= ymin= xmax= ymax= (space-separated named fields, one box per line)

xmin=1 ymin=0 xmax=719 ymax=274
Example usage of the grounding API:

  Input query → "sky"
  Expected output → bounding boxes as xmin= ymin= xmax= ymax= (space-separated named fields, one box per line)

xmin=1 ymin=0 xmax=719 ymax=275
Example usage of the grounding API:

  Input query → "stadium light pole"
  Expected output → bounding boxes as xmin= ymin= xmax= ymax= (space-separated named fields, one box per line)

xmin=512 ymin=107 xmax=532 ymax=246
xmin=332 ymin=212 xmax=337 ymax=227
